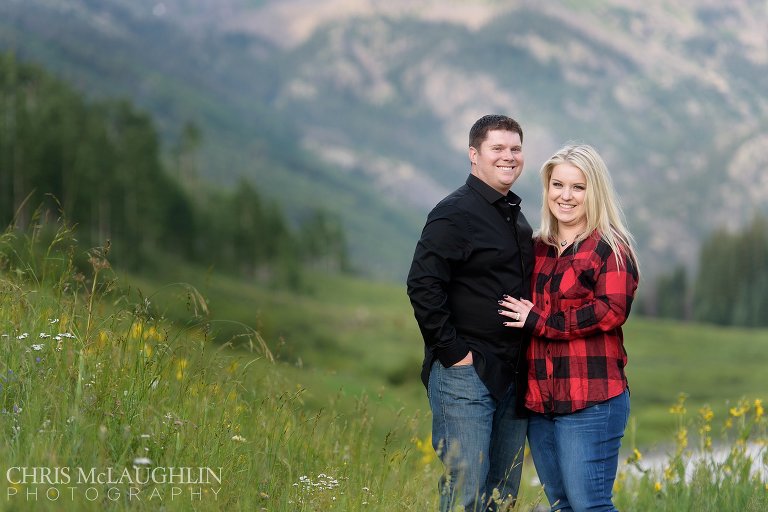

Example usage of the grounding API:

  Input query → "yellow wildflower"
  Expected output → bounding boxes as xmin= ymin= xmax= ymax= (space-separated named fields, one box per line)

xmin=175 ymin=358 xmax=188 ymax=380
xmin=669 ymin=393 xmax=688 ymax=415
xmin=730 ymin=406 xmax=746 ymax=417
xmin=730 ymin=398 xmax=750 ymax=418
xmin=625 ymin=448 xmax=642 ymax=464
xmin=613 ymin=470 xmax=625 ymax=492
xmin=754 ymin=399 xmax=764 ymax=419
xmin=414 ymin=434 xmax=436 ymax=466
xmin=699 ymin=405 xmax=714 ymax=422
xmin=130 ymin=323 xmax=144 ymax=340
xmin=654 ymin=481 xmax=662 ymax=493
xmin=698 ymin=405 xmax=714 ymax=451
xmin=146 ymin=326 xmax=161 ymax=341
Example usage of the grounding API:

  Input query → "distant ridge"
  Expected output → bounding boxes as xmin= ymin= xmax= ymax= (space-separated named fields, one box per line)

xmin=2 ymin=0 xmax=767 ymax=279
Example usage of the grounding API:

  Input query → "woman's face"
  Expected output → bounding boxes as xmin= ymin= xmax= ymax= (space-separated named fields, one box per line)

xmin=547 ymin=163 xmax=588 ymax=231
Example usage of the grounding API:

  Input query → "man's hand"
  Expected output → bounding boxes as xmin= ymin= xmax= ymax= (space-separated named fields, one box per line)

xmin=452 ymin=351 xmax=473 ymax=367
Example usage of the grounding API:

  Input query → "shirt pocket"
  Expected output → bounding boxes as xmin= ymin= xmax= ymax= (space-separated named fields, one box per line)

xmin=560 ymin=259 xmax=597 ymax=300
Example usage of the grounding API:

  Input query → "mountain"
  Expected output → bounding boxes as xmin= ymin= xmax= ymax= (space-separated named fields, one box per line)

xmin=2 ymin=0 xmax=767 ymax=280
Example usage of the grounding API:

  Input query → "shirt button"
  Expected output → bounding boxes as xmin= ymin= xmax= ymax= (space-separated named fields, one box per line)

xmin=506 ymin=217 xmax=510 ymax=221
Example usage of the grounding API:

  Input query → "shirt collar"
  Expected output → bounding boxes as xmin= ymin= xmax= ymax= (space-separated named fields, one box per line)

xmin=466 ymin=174 xmax=523 ymax=206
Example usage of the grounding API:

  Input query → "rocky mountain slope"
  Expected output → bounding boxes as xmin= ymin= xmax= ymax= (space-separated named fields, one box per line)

xmin=2 ymin=0 xmax=767 ymax=279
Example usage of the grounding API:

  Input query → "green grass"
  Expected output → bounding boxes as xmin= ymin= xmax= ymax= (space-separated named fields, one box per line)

xmin=1 ymin=226 xmax=766 ymax=510
xmin=625 ymin=318 xmax=768 ymax=447
xmin=123 ymin=255 xmax=768 ymax=449
xmin=0 ymin=232 xmax=254 ymax=510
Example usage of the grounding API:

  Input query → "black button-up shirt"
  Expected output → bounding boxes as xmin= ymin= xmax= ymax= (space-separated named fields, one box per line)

xmin=407 ymin=174 xmax=534 ymax=401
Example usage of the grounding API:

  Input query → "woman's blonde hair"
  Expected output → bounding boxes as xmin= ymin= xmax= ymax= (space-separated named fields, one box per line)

xmin=538 ymin=144 xmax=639 ymax=270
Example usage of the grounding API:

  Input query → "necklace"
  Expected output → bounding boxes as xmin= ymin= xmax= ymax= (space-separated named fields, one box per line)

xmin=558 ymin=232 xmax=583 ymax=247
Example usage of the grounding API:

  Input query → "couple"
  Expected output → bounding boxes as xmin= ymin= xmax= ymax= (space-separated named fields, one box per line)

xmin=407 ymin=115 xmax=640 ymax=512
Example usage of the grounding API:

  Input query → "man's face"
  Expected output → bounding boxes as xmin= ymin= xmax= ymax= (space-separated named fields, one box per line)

xmin=469 ymin=130 xmax=524 ymax=194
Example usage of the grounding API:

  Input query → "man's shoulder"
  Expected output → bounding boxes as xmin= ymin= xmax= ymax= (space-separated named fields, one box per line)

xmin=430 ymin=184 xmax=475 ymax=214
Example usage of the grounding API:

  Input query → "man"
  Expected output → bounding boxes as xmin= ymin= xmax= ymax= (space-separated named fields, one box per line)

xmin=407 ymin=114 xmax=534 ymax=511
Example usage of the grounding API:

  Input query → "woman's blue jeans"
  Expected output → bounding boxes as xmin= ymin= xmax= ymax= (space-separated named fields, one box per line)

xmin=527 ymin=389 xmax=630 ymax=512
xmin=428 ymin=361 xmax=527 ymax=512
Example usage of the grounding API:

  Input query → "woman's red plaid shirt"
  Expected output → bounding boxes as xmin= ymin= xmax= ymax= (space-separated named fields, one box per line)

xmin=522 ymin=231 xmax=639 ymax=414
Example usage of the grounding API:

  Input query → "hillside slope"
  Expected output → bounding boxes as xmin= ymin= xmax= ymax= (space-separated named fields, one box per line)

xmin=2 ymin=0 xmax=767 ymax=278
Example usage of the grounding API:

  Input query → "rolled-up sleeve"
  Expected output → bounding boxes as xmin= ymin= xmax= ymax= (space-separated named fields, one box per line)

xmin=530 ymin=249 xmax=638 ymax=340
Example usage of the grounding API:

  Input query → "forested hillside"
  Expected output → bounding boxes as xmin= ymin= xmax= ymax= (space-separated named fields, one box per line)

xmin=0 ymin=0 xmax=421 ymax=280
xmin=0 ymin=53 xmax=348 ymax=285
xmin=2 ymin=1 xmax=768 ymax=326
xmin=4 ymin=1 xmax=767 ymax=281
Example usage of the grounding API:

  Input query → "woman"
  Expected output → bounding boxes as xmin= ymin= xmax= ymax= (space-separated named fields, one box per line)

xmin=499 ymin=144 xmax=639 ymax=512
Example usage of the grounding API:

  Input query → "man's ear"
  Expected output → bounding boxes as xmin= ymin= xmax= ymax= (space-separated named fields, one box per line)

xmin=468 ymin=146 xmax=477 ymax=166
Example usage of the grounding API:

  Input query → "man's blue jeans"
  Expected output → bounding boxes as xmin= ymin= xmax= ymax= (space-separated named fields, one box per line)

xmin=527 ymin=389 xmax=630 ymax=512
xmin=428 ymin=361 xmax=527 ymax=512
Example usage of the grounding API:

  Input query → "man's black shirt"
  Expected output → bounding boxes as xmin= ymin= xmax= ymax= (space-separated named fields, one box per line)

xmin=407 ymin=174 xmax=534 ymax=401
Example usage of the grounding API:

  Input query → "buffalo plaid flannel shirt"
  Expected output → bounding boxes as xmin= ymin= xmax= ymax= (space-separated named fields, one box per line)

xmin=522 ymin=232 xmax=639 ymax=414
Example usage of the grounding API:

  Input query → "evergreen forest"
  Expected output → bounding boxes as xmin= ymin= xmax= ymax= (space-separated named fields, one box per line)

xmin=2 ymin=50 xmax=768 ymax=327
xmin=0 ymin=52 xmax=349 ymax=288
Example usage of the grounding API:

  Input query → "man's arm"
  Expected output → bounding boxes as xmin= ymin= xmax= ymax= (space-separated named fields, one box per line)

xmin=406 ymin=207 xmax=472 ymax=367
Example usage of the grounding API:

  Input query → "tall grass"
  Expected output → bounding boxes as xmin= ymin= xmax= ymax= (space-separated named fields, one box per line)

xmin=0 ymin=223 xmax=765 ymax=510
xmin=616 ymin=394 xmax=768 ymax=511
xmin=0 ymin=224 xmax=258 ymax=510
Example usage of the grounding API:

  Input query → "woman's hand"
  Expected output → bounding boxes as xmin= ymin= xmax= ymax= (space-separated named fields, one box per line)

xmin=498 ymin=295 xmax=534 ymax=328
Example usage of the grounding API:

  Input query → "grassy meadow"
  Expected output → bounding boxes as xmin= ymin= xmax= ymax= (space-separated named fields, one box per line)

xmin=1 ymin=227 xmax=766 ymax=510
